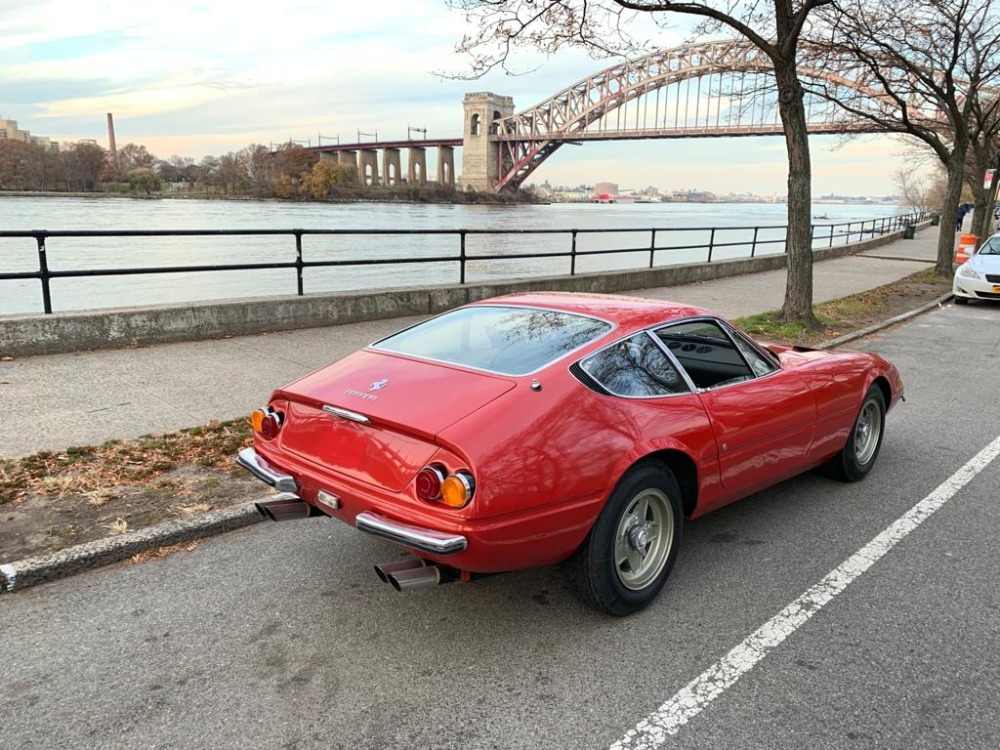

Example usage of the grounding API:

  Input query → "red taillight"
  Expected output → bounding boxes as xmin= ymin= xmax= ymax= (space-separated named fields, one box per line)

xmin=416 ymin=465 xmax=475 ymax=508
xmin=415 ymin=466 xmax=445 ymax=501
xmin=252 ymin=408 xmax=283 ymax=440
xmin=261 ymin=413 xmax=281 ymax=440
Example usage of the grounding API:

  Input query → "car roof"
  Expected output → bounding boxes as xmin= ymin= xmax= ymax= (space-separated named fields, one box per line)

xmin=470 ymin=292 xmax=714 ymax=332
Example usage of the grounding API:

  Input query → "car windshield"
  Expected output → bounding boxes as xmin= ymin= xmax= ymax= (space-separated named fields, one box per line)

xmin=978 ymin=238 xmax=1000 ymax=255
xmin=373 ymin=305 xmax=614 ymax=376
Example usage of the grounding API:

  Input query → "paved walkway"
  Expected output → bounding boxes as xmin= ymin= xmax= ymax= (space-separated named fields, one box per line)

xmin=0 ymin=228 xmax=945 ymax=458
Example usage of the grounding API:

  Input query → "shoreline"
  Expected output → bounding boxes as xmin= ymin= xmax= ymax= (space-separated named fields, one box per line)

xmin=0 ymin=188 xmax=544 ymax=206
xmin=0 ymin=190 xmax=906 ymax=208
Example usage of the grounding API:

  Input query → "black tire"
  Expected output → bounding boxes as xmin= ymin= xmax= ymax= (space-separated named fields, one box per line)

xmin=954 ymin=295 xmax=970 ymax=305
xmin=563 ymin=462 xmax=683 ymax=616
xmin=824 ymin=385 xmax=886 ymax=482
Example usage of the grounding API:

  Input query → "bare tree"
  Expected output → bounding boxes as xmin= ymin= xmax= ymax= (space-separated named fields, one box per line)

xmin=117 ymin=143 xmax=157 ymax=175
xmin=808 ymin=0 xmax=1000 ymax=275
xmin=449 ymin=0 xmax=836 ymax=325
xmin=216 ymin=153 xmax=245 ymax=196
xmin=197 ymin=156 xmax=220 ymax=193
xmin=0 ymin=140 xmax=41 ymax=191
xmin=963 ymin=94 xmax=1000 ymax=241
xmin=239 ymin=144 xmax=275 ymax=198
xmin=63 ymin=142 xmax=108 ymax=191
xmin=895 ymin=165 xmax=932 ymax=214
xmin=155 ymin=155 xmax=196 ymax=186
xmin=37 ymin=144 xmax=62 ymax=191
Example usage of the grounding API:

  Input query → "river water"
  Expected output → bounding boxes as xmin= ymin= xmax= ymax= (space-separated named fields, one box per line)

xmin=0 ymin=196 xmax=903 ymax=316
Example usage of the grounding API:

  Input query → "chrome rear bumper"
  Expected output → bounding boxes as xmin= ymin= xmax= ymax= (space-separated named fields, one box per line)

xmin=238 ymin=448 xmax=467 ymax=555
xmin=356 ymin=511 xmax=467 ymax=555
xmin=237 ymin=447 xmax=299 ymax=495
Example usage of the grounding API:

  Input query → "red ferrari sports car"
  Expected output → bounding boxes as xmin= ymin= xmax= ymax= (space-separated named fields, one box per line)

xmin=239 ymin=292 xmax=903 ymax=615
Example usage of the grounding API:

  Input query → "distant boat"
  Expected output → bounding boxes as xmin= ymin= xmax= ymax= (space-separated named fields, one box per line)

xmin=813 ymin=213 xmax=830 ymax=220
xmin=590 ymin=193 xmax=637 ymax=203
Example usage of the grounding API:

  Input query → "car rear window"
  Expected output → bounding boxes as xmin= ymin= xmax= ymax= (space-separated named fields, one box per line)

xmin=372 ymin=305 xmax=613 ymax=376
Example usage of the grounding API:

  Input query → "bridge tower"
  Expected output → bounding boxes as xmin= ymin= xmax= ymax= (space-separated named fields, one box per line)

xmin=460 ymin=92 xmax=514 ymax=192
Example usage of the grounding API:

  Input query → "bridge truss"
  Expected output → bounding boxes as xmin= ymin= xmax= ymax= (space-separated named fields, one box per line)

xmin=492 ymin=40 xmax=900 ymax=191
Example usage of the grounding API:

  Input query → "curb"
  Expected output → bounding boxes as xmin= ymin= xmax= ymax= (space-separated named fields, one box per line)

xmin=0 ymin=293 xmax=953 ymax=595
xmin=0 ymin=500 xmax=264 ymax=594
xmin=817 ymin=292 xmax=953 ymax=350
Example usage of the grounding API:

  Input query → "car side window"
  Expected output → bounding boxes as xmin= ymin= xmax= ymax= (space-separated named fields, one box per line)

xmin=729 ymin=328 xmax=779 ymax=377
xmin=655 ymin=320 xmax=755 ymax=389
xmin=579 ymin=333 xmax=690 ymax=398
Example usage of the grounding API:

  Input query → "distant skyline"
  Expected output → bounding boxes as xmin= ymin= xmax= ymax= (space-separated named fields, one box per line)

xmin=2 ymin=0 xmax=924 ymax=195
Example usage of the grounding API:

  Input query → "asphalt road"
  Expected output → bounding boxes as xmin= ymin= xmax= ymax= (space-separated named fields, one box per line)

xmin=2 ymin=301 xmax=999 ymax=750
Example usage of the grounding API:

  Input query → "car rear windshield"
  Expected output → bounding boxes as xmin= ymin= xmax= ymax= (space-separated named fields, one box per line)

xmin=372 ymin=305 xmax=614 ymax=376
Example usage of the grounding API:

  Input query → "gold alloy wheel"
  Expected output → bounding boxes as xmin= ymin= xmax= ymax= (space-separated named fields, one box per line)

xmin=613 ymin=488 xmax=674 ymax=591
xmin=854 ymin=399 xmax=883 ymax=466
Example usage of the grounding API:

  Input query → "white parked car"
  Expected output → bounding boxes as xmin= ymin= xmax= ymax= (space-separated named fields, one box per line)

xmin=954 ymin=233 xmax=1000 ymax=304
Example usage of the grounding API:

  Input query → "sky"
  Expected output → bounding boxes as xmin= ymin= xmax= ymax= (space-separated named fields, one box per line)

xmin=1 ymin=0 xmax=919 ymax=196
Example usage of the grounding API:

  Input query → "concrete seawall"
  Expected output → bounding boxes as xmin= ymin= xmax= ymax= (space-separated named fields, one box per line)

xmin=0 ymin=230 xmax=905 ymax=357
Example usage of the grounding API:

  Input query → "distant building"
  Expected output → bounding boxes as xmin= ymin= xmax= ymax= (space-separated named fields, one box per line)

xmin=0 ymin=117 xmax=59 ymax=150
xmin=670 ymin=189 xmax=716 ymax=202
xmin=594 ymin=181 xmax=619 ymax=197
xmin=0 ymin=117 xmax=30 ymax=141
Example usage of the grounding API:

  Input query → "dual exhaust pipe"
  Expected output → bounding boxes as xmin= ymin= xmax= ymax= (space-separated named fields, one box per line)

xmin=374 ymin=558 xmax=459 ymax=591
xmin=255 ymin=499 xmax=459 ymax=592
xmin=255 ymin=497 xmax=323 ymax=522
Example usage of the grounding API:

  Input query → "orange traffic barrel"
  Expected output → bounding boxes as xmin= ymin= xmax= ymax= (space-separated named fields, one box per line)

xmin=956 ymin=233 xmax=978 ymax=264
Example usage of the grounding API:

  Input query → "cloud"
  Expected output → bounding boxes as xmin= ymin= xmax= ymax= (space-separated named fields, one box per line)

xmin=2 ymin=1 xmax=919 ymax=194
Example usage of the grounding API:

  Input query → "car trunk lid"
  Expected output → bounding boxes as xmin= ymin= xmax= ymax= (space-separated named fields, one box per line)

xmin=275 ymin=350 xmax=515 ymax=491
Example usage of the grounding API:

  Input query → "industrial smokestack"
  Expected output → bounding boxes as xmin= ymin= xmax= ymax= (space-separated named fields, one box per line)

xmin=106 ymin=113 xmax=117 ymax=163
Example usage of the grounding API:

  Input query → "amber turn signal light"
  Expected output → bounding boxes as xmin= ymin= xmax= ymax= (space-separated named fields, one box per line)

xmin=251 ymin=408 xmax=282 ymax=440
xmin=440 ymin=472 xmax=475 ymax=508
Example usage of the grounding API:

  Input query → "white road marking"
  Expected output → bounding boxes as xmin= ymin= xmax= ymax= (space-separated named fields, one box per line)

xmin=611 ymin=434 xmax=1000 ymax=749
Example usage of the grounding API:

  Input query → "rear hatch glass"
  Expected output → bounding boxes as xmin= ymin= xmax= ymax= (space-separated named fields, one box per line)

xmin=372 ymin=305 xmax=613 ymax=376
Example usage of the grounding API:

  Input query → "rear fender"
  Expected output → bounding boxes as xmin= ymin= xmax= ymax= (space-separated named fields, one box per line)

xmin=603 ymin=438 xmax=715 ymax=518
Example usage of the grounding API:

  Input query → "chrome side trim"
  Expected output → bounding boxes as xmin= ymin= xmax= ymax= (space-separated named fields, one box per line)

xmin=323 ymin=405 xmax=371 ymax=424
xmin=236 ymin=447 xmax=299 ymax=494
xmin=355 ymin=511 xmax=468 ymax=555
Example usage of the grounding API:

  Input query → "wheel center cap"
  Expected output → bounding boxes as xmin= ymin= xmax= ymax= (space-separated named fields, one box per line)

xmin=628 ymin=523 xmax=652 ymax=551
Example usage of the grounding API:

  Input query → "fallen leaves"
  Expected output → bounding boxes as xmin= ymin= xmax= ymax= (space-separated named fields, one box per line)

xmin=129 ymin=541 xmax=199 ymax=565
xmin=1 ymin=418 xmax=253 ymax=507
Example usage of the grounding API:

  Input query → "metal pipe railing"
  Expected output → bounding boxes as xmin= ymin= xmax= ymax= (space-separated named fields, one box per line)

xmin=0 ymin=211 xmax=929 ymax=314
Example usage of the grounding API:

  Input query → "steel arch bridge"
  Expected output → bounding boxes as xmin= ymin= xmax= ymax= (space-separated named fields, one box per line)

xmin=490 ymin=39 xmax=911 ymax=191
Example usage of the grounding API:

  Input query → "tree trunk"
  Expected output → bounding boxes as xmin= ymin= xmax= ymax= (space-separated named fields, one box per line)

xmin=970 ymin=182 xmax=990 ymax=242
xmin=775 ymin=65 xmax=818 ymax=327
xmin=936 ymin=155 xmax=967 ymax=275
